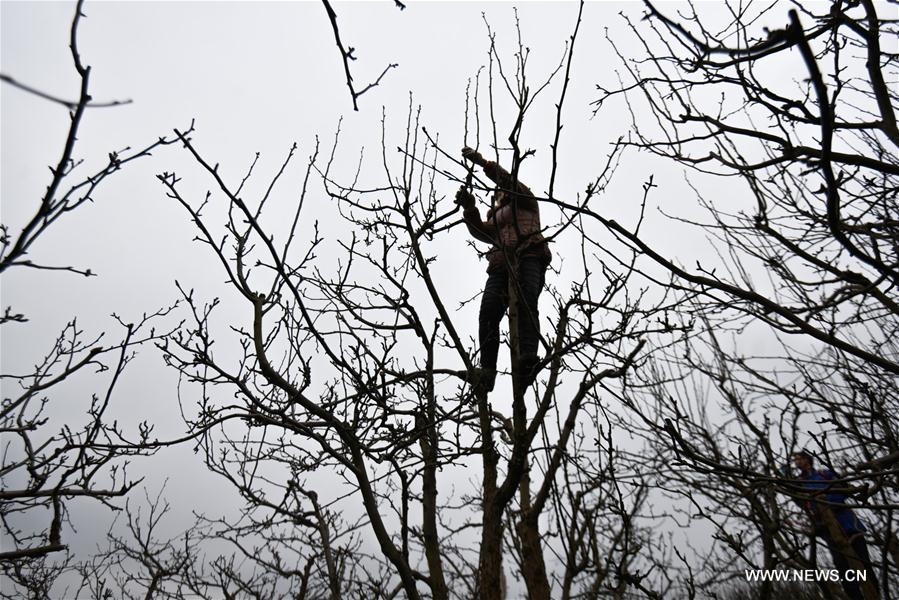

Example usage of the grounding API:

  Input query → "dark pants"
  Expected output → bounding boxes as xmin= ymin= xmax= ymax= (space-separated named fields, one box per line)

xmin=478 ymin=257 xmax=546 ymax=371
xmin=824 ymin=533 xmax=879 ymax=600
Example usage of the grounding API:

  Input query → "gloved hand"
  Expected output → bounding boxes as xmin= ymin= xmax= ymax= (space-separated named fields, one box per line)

xmin=462 ymin=147 xmax=486 ymax=166
xmin=454 ymin=186 xmax=475 ymax=209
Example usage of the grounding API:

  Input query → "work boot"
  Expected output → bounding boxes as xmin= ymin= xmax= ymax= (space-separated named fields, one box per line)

xmin=469 ymin=367 xmax=496 ymax=393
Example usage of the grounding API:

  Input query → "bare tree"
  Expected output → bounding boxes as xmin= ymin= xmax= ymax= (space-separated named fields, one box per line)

xmin=573 ymin=0 xmax=899 ymax=597
xmin=11 ymin=1 xmax=896 ymax=599
xmin=144 ymin=4 xmax=692 ymax=598
xmin=0 ymin=0 xmax=182 ymax=589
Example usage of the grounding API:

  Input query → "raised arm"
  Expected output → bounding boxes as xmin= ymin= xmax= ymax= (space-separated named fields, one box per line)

xmin=461 ymin=147 xmax=539 ymax=211
xmin=455 ymin=186 xmax=496 ymax=245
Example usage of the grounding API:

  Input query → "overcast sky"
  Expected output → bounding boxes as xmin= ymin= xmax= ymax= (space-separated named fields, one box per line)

xmin=1 ymin=0 xmax=811 ymax=590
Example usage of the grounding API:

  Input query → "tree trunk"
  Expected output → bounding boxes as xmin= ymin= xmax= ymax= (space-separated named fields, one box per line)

xmin=478 ymin=502 xmax=506 ymax=600
xmin=418 ymin=362 xmax=448 ymax=600
xmin=821 ymin=507 xmax=881 ymax=600
xmin=517 ymin=460 xmax=551 ymax=600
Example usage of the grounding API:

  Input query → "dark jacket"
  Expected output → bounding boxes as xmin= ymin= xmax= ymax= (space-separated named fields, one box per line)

xmin=797 ymin=469 xmax=867 ymax=537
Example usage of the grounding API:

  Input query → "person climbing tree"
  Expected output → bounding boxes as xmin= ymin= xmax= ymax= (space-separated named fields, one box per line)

xmin=791 ymin=450 xmax=880 ymax=600
xmin=454 ymin=146 xmax=551 ymax=393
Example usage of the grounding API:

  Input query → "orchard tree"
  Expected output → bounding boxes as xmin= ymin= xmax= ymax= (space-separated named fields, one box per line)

xmin=150 ymin=5 xmax=681 ymax=598
xmin=0 ymin=0 xmax=182 ymax=591
xmin=577 ymin=0 xmax=898 ymax=597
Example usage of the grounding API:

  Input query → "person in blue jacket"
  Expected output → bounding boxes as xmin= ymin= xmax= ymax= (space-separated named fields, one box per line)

xmin=792 ymin=450 xmax=879 ymax=599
